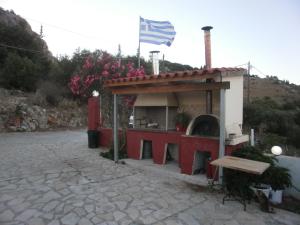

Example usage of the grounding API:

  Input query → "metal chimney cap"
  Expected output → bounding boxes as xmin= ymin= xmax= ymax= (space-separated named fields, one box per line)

xmin=201 ymin=26 xmax=213 ymax=31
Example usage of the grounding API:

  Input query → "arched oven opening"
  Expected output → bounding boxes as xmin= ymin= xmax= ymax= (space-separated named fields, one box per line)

xmin=186 ymin=114 xmax=219 ymax=137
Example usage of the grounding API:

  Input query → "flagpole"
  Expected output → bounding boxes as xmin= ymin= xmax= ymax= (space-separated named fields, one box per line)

xmin=138 ymin=16 xmax=141 ymax=68
xmin=118 ymin=44 xmax=121 ymax=66
xmin=138 ymin=41 xmax=141 ymax=68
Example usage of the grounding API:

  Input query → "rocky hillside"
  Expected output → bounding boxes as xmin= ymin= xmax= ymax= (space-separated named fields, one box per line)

xmin=244 ymin=75 xmax=300 ymax=104
xmin=0 ymin=88 xmax=87 ymax=132
xmin=0 ymin=7 xmax=51 ymax=56
xmin=0 ymin=8 xmax=53 ymax=92
xmin=0 ymin=8 xmax=88 ymax=132
xmin=244 ymin=75 xmax=300 ymax=103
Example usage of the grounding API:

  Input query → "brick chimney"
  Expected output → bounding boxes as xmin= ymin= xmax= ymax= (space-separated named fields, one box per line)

xmin=201 ymin=26 xmax=213 ymax=69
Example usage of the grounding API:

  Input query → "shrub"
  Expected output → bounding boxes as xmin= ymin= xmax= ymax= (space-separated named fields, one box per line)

xmin=243 ymin=98 xmax=300 ymax=154
xmin=0 ymin=14 xmax=51 ymax=92
xmin=35 ymin=81 xmax=65 ymax=106
xmin=258 ymin=133 xmax=287 ymax=152
xmin=263 ymin=166 xmax=292 ymax=191
xmin=230 ymin=146 xmax=275 ymax=165
xmin=100 ymin=143 xmax=127 ymax=160
xmin=295 ymin=111 xmax=300 ymax=126
xmin=57 ymin=98 xmax=79 ymax=109
xmin=224 ymin=146 xmax=292 ymax=200
xmin=174 ymin=112 xmax=190 ymax=127
xmin=0 ymin=53 xmax=41 ymax=91
xmin=287 ymin=126 xmax=300 ymax=148
xmin=100 ymin=130 xmax=127 ymax=160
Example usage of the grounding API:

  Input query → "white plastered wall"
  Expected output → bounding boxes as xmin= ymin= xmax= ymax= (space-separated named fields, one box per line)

xmin=221 ymin=71 xmax=245 ymax=137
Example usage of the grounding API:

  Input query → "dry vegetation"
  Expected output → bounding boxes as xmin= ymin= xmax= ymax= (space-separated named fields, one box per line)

xmin=244 ymin=75 xmax=300 ymax=104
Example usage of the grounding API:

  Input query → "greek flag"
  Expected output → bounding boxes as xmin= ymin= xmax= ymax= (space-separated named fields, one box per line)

xmin=139 ymin=17 xmax=176 ymax=47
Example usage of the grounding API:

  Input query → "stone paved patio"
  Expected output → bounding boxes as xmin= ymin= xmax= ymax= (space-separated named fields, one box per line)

xmin=0 ymin=130 xmax=299 ymax=225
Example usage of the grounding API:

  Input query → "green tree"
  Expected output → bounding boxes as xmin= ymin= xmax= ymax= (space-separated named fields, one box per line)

xmin=0 ymin=9 xmax=51 ymax=91
xmin=1 ymin=53 xmax=41 ymax=91
xmin=161 ymin=60 xmax=194 ymax=72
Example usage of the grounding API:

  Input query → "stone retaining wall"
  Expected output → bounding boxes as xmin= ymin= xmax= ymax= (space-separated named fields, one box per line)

xmin=0 ymin=88 xmax=87 ymax=132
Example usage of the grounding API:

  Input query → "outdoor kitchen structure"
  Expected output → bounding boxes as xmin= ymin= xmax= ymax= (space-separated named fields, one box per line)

xmin=99 ymin=26 xmax=249 ymax=180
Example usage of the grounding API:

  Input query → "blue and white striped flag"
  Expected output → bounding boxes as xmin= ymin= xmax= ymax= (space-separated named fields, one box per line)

xmin=139 ymin=17 xmax=176 ymax=47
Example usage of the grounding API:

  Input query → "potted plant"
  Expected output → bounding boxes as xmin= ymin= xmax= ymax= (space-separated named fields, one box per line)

xmin=224 ymin=146 xmax=292 ymax=206
xmin=263 ymin=166 xmax=292 ymax=204
xmin=174 ymin=112 xmax=190 ymax=132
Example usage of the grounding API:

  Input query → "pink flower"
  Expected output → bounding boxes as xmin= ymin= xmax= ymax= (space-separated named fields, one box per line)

xmin=69 ymin=75 xmax=82 ymax=96
xmin=104 ymin=63 xmax=110 ymax=71
xmin=114 ymin=73 xmax=121 ymax=78
xmin=111 ymin=65 xmax=116 ymax=72
xmin=102 ymin=71 xmax=109 ymax=77
xmin=83 ymin=57 xmax=93 ymax=70
xmin=68 ymin=52 xmax=145 ymax=97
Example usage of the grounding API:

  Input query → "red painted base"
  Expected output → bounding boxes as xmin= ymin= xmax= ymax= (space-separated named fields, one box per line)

xmin=99 ymin=128 xmax=122 ymax=148
xmin=175 ymin=124 xmax=187 ymax=132
xmin=88 ymin=97 xmax=100 ymax=130
xmin=98 ymin=128 xmax=243 ymax=177
xmin=126 ymin=129 xmax=183 ymax=164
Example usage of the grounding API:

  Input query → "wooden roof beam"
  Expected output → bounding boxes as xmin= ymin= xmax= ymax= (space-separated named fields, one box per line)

xmin=110 ymin=82 xmax=230 ymax=95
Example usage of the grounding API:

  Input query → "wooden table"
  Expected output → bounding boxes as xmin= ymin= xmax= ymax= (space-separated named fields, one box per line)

xmin=210 ymin=156 xmax=270 ymax=210
xmin=211 ymin=156 xmax=270 ymax=175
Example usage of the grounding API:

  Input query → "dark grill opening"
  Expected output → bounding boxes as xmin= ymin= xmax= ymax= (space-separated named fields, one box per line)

xmin=188 ymin=115 xmax=219 ymax=137
xmin=193 ymin=151 xmax=211 ymax=174
xmin=142 ymin=140 xmax=152 ymax=159
xmin=166 ymin=143 xmax=179 ymax=163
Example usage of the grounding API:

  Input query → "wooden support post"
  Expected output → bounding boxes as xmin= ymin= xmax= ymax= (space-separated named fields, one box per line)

xmin=219 ymin=88 xmax=226 ymax=183
xmin=113 ymin=94 xmax=119 ymax=163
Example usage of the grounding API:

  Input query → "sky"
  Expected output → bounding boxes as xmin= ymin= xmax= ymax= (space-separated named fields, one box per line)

xmin=1 ymin=0 xmax=300 ymax=84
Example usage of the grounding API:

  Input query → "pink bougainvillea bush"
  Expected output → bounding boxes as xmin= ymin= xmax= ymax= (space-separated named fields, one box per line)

xmin=69 ymin=51 xmax=144 ymax=127
xmin=68 ymin=51 xmax=145 ymax=99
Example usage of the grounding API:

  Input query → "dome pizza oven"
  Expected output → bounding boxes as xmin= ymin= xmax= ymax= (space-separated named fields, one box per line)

xmin=186 ymin=115 xmax=219 ymax=137
xmin=185 ymin=114 xmax=249 ymax=145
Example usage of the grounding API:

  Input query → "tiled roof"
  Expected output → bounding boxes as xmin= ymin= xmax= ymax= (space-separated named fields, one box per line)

xmin=105 ymin=67 xmax=246 ymax=85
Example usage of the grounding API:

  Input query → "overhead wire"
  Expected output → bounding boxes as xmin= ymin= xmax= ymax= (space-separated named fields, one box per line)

xmin=25 ymin=17 xmax=118 ymax=43
xmin=0 ymin=43 xmax=272 ymax=73
xmin=234 ymin=63 xmax=248 ymax=68
xmin=0 ymin=17 xmax=119 ymax=59
xmin=0 ymin=41 xmax=271 ymax=75
xmin=1 ymin=18 xmax=272 ymax=75
xmin=234 ymin=62 xmax=267 ymax=77
xmin=0 ymin=43 xmax=45 ymax=53
xmin=0 ymin=43 xmax=139 ymax=63
xmin=252 ymin=65 xmax=267 ymax=77
xmin=1 ymin=16 xmax=107 ymax=52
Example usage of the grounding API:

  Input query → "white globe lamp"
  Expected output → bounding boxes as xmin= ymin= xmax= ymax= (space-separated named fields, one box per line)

xmin=92 ymin=90 xmax=99 ymax=97
xmin=271 ymin=146 xmax=282 ymax=156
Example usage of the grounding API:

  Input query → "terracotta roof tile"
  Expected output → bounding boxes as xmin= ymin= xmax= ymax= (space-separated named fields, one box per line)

xmin=105 ymin=67 xmax=246 ymax=84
